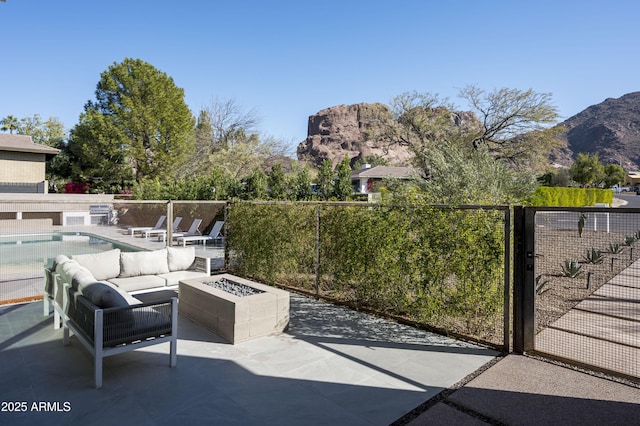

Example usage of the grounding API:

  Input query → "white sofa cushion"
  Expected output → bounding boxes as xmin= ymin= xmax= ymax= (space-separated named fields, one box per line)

xmin=72 ymin=249 xmax=121 ymax=281
xmin=52 ymin=255 xmax=70 ymax=271
xmin=158 ymin=270 xmax=209 ymax=286
xmin=167 ymin=246 xmax=195 ymax=272
xmin=71 ymin=269 xmax=97 ymax=291
xmin=58 ymin=260 xmax=84 ymax=284
xmin=108 ymin=275 xmax=167 ymax=293
xmin=119 ymin=249 xmax=169 ymax=278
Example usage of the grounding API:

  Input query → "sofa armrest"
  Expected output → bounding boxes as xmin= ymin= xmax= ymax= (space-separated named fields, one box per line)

xmin=191 ymin=256 xmax=210 ymax=274
xmin=64 ymin=296 xmax=178 ymax=389
xmin=100 ymin=299 xmax=176 ymax=347
xmin=70 ymin=296 xmax=177 ymax=348
xmin=44 ymin=268 xmax=56 ymax=299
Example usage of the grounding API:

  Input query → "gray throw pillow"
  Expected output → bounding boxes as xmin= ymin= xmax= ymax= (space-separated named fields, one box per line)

xmin=81 ymin=282 xmax=130 ymax=309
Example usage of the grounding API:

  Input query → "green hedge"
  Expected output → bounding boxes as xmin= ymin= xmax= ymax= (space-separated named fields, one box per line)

xmin=226 ymin=202 xmax=508 ymax=347
xmin=528 ymin=187 xmax=614 ymax=207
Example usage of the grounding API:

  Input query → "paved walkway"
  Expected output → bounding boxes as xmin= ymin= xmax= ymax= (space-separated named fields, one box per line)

xmin=535 ymin=256 xmax=640 ymax=378
xmin=408 ymin=354 xmax=640 ymax=425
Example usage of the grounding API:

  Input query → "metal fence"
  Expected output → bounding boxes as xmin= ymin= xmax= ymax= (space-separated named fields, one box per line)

xmin=514 ymin=206 xmax=640 ymax=381
xmin=225 ymin=201 xmax=511 ymax=351
xmin=9 ymin=196 xmax=640 ymax=377
xmin=0 ymin=199 xmax=226 ymax=304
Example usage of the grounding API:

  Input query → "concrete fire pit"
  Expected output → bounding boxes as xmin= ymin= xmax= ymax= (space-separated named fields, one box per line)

xmin=178 ymin=274 xmax=289 ymax=344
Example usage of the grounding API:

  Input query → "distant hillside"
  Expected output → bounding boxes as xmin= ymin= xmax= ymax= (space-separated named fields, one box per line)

xmin=296 ymin=103 xmax=477 ymax=168
xmin=296 ymin=103 xmax=414 ymax=168
xmin=298 ymin=93 xmax=640 ymax=172
xmin=552 ymin=92 xmax=640 ymax=170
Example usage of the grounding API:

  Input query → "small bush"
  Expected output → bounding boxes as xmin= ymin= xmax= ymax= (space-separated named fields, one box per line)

xmin=528 ymin=187 xmax=614 ymax=207
xmin=609 ymin=242 xmax=624 ymax=254
xmin=536 ymin=274 xmax=551 ymax=294
xmin=561 ymin=260 xmax=583 ymax=278
xmin=583 ymin=248 xmax=604 ymax=264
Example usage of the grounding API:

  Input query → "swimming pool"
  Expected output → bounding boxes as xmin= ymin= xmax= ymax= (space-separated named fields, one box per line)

xmin=0 ymin=232 xmax=141 ymax=303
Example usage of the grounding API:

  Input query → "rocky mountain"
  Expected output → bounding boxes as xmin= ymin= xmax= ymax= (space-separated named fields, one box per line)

xmin=552 ymin=92 xmax=640 ymax=170
xmin=299 ymin=93 xmax=640 ymax=172
xmin=296 ymin=103 xmax=414 ymax=167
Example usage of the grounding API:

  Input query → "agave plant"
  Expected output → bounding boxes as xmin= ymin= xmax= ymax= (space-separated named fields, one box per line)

xmin=535 ymin=274 xmax=551 ymax=295
xmin=561 ymin=260 xmax=583 ymax=278
xmin=609 ymin=242 xmax=624 ymax=254
xmin=583 ymin=248 xmax=604 ymax=264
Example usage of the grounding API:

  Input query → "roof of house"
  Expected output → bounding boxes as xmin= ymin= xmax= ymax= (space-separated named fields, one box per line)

xmin=351 ymin=166 xmax=415 ymax=179
xmin=0 ymin=134 xmax=60 ymax=157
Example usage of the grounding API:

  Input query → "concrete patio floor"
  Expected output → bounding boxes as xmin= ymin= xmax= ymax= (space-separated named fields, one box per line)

xmin=0 ymin=292 xmax=498 ymax=425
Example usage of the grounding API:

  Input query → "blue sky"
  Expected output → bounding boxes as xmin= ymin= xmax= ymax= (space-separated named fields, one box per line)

xmin=1 ymin=0 xmax=639 ymax=153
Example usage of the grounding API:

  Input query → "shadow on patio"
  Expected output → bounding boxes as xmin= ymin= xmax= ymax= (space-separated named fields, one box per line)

xmin=0 ymin=294 xmax=498 ymax=425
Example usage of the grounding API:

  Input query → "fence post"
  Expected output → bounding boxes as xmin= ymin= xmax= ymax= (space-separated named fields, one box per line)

xmin=315 ymin=205 xmax=321 ymax=298
xmin=224 ymin=202 xmax=229 ymax=271
xmin=503 ymin=207 xmax=511 ymax=352
xmin=166 ymin=200 xmax=173 ymax=248
xmin=513 ymin=206 xmax=536 ymax=353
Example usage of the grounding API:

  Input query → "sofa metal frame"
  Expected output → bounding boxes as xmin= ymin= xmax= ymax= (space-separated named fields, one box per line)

xmin=62 ymin=295 xmax=178 ymax=389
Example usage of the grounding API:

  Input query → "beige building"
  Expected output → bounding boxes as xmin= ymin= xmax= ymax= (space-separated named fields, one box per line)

xmin=626 ymin=171 xmax=640 ymax=187
xmin=0 ymin=134 xmax=59 ymax=193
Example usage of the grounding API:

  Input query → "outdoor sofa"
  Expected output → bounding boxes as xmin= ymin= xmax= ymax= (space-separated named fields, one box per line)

xmin=43 ymin=247 xmax=209 ymax=388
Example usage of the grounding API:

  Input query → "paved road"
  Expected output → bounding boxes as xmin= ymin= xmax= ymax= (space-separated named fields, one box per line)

xmin=536 ymin=194 xmax=640 ymax=233
xmin=617 ymin=193 xmax=640 ymax=208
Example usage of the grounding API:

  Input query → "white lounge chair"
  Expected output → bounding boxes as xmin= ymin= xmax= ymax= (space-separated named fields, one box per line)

xmin=177 ymin=221 xmax=224 ymax=246
xmin=144 ymin=217 xmax=183 ymax=240
xmin=127 ymin=215 xmax=166 ymax=236
xmin=170 ymin=218 xmax=203 ymax=241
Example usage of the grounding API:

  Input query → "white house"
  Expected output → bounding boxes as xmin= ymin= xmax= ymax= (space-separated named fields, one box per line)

xmin=350 ymin=165 xmax=415 ymax=194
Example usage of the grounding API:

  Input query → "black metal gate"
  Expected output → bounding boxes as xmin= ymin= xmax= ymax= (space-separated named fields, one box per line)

xmin=515 ymin=206 xmax=640 ymax=381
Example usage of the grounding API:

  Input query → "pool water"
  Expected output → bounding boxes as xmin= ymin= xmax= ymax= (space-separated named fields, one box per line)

xmin=0 ymin=233 xmax=140 ymax=303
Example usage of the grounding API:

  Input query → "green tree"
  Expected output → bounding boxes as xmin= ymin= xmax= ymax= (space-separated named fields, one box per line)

xmin=538 ymin=167 xmax=572 ymax=187
xmin=267 ymin=163 xmax=286 ymax=200
xmin=333 ymin=156 xmax=354 ymax=201
xmin=460 ymin=85 xmax=561 ymax=163
xmin=203 ymin=98 xmax=260 ymax=149
xmin=0 ymin=115 xmax=19 ymax=133
xmin=16 ymin=115 xmax=66 ymax=147
xmin=68 ymin=109 xmax=135 ymax=191
xmin=316 ymin=159 xmax=334 ymax=200
xmin=381 ymin=87 xmax=562 ymax=171
xmin=291 ymin=165 xmax=313 ymax=201
xmin=366 ymin=86 xmax=561 ymax=204
xmin=68 ymin=58 xmax=195 ymax=188
xmin=406 ymin=141 xmax=536 ymax=205
xmin=570 ymin=153 xmax=605 ymax=187
xmin=603 ymin=164 xmax=626 ymax=188
xmin=242 ymin=168 xmax=268 ymax=200
xmin=189 ymin=109 xmax=214 ymax=174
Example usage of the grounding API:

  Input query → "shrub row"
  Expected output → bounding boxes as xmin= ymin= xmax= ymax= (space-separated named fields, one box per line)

xmin=528 ymin=187 xmax=614 ymax=207
xmin=226 ymin=202 xmax=508 ymax=347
